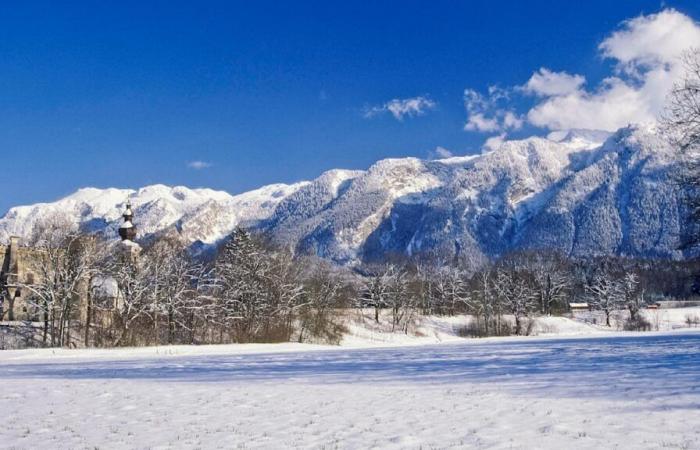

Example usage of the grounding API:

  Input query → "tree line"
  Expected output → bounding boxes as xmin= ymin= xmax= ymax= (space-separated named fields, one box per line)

xmin=356 ymin=251 xmax=660 ymax=337
xmin=12 ymin=216 xmax=351 ymax=348
xmin=7 ymin=211 xmax=692 ymax=349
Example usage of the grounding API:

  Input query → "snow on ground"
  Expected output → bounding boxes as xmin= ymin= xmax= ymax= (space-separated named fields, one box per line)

xmin=338 ymin=307 xmax=700 ymax=348
xmin=642 ymin=307 xmax=700 ymax=330
xmin=567 ymin=306 xmax=700 ymax=332
xmin=1 ymin=331 xmax=699 ymax=449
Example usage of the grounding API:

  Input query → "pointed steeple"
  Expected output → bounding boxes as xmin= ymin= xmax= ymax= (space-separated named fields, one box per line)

xmin=123 ymin=199 xmax=133 ymax=221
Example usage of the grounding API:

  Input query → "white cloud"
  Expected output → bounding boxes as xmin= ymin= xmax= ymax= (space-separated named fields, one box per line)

xmin=187 ymin=161 xmax=212 ymax=170
xmin=464 ymin=112 xmax=500 ymax=132
xmin=463 ymin=88 xmax=523 ymax=132
xmin=525 ymin=9 xmax=700 ymax=131
xmin=522 ymin=68 xmax=585 ymax=97
xmin=502 ymin=111 xmax=524 ymax=130
xmin=463 ymin=9 xmax=700 ymax=134
xmin=599 ymin=9 xmax=700 ymax=74
xmin=365 ymin=96 xmax=437 ymax=120
xmin=526 ymin=76 xmax=655 ymax=131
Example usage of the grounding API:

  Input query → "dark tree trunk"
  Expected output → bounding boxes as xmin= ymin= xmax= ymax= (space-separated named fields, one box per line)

xmin=42 ymin=303 xmax=49 ymax=345
xmin=168 ymin=308 xmax=174 ymax=345
xmin=84 ymin=291 xmax=92 ymax=347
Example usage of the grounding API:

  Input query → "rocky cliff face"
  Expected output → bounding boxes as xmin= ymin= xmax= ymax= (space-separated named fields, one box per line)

xmin=0 ymin=125 xmax=688 ymax=264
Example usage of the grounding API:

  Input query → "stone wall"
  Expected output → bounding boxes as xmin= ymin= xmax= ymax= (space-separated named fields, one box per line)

xmin=1 ymin=237 xmax=47 ymax=321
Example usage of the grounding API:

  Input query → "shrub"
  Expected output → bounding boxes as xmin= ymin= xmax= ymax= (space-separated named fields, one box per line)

xmin=685 ymin=314 xmax=700 ymax=328
xmin=623 ymin=315 xmax=651 ymax=331
xmin=523 ymin=318 xmax=537 ymax=336
xmin=455 ymin=318 xmax=512 ymax=338
xmin=297 ymin=309 xmax=348 ymax=345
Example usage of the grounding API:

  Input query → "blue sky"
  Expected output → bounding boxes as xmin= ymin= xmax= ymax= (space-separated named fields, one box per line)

xmin=1 ymin=1 xmax=699 ymax=213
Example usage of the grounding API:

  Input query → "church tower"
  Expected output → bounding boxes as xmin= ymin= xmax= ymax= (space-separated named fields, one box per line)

xmin=118 ymin=199 xmax=137 ymax=242
xmin=118 ymin=198 xmax=141 ymax=259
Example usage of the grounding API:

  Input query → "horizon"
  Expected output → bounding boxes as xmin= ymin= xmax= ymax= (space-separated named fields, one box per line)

xmin=4 ymin=124 xmax=621 ymax=215
xmin=2 ymin=1 xmax=699 ymax=214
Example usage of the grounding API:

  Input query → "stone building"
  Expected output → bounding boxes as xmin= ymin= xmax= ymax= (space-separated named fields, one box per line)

xmin=0 ymin=237 xmax=43 ymax=321
xmin=0 ymin=200 xmax=139 ymax=322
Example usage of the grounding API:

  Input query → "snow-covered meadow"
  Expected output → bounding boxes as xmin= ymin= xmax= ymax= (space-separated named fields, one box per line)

xmin=1 ymin=330 xmax=699 ymax=449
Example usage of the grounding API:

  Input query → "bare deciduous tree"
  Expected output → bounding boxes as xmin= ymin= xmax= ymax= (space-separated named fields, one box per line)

xmin=357 ymin=264 xmax=395 ymax=324
xmin=585 ymin=263 xmax=625 ymax=327
xmin=21 ymin=214 xmax=106 ymax=347
xmin=528 ymin=253 xmax=571 ymax=315
xmin=621 ymin=271 xmax=644 ymax=321
xmin=663 ymin=48 xmax=700 ymax=154
xmin=433 ymin=265 xmax=470 ymax=316
xmin=662 ymin=48 xmax=700 ymax=248
xmin=296 ymin=261 xmax=347 ymax=344
xmin=493 ymin=267 xmax=537 ymax=335
xmin=108 ymin=250 xmax=153 ymax=346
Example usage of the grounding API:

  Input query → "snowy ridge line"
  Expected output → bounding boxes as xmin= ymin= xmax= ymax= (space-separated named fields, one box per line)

xmin=0 ymin=124 xmax=687 ymax=262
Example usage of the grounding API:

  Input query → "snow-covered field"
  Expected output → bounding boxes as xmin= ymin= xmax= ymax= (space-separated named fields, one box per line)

xmin=337 ymin=307 xmax=700 ymax=348
xmin=1 ymin=331 xmax=699 ymax=449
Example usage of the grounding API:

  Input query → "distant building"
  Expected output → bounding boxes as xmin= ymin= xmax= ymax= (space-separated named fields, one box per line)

xmin=569 ymin=302 xmax=590 ymax=312
xmin=0 ymin=237 xmax=43 ymax=320
xmin=0 ymin=200 xmax=139 ymax=321
xmin=118 ymin=199 xmax=141 ymax=259
xmin=118 ymin=200 xmax=137 ymax=242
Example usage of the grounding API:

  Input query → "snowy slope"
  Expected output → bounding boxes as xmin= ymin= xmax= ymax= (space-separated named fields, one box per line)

xmin=0 ymin=125 xmax=687 ymax=263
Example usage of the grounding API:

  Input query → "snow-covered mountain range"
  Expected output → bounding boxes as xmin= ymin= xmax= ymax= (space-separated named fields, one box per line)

xmin=0 ymin=125 xmax=688 ymax=264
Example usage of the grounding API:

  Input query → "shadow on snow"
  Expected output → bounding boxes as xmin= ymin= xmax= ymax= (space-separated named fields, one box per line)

xmin=2 ymin=333 xmax=700 ymax=404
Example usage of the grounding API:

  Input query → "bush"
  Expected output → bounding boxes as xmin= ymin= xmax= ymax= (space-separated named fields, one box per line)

xmin=623 ymin=315 xmax=651 ymax=331
xmin=685 ymin=314 xmax=700 ymax=328
xmin=297 ymin=309 xmax=348 ymax=345
xmin=455 ymin=318 xmax=512 ymax=338
xmin=523 ymin=318 xmax=537 ymax=336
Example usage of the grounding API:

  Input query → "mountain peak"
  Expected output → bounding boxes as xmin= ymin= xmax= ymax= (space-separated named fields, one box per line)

xmin=546 ymin=128 xmax=613 ymax=146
